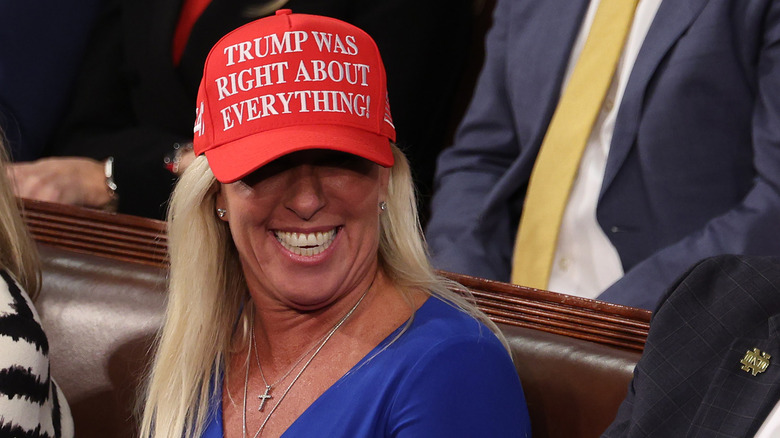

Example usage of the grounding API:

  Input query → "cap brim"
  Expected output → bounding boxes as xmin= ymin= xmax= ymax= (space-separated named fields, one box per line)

xmin=204 ymin=125 xmax=395 ymax=183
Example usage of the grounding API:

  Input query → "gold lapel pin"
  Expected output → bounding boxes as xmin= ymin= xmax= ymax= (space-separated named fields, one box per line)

xmin=741 ymin=348 xmax=771 ymax=376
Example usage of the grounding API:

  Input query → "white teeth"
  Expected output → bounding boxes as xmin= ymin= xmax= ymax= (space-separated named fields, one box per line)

xmin=275 ymin=229 xmax=337 ymax=256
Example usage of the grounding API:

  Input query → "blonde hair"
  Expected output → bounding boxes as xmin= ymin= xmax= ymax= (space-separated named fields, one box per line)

xmin=0 ymin=140 xmax=40 ymax=298
xmin=140 ymin=145 xmax=505 ymax=438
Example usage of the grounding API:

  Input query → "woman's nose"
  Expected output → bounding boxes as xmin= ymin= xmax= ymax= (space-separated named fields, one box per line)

xmin=284 ymin=166 xmax=326 ymax=220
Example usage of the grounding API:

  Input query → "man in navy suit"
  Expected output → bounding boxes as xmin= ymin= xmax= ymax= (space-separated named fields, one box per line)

xmin=426 ymin=0 xmax=780 ymax=309
xmin=603 ymin=255 xmax=780 ymax=437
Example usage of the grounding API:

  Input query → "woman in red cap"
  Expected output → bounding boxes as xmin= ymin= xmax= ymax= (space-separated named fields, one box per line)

xmin=140 ymin=11 xmax=530 ymax=438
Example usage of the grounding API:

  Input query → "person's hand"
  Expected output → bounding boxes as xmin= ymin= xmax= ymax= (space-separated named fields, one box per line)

xmin=175 ymin=148 xmax=196 ymax=176
xmin=164 ymin=143 xmax=195 ymax=176
xmin=7 ymin=157 xmax=112 ymax=208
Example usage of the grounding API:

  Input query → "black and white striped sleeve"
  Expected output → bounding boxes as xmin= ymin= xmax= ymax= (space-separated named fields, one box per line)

xmin=0 ymin=269 xmax=73 ymax=438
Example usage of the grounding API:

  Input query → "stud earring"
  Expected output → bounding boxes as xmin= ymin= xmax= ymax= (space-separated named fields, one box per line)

xmin=217 ymin=208 xmax=227 ymax=218
xmin=379 ymin=201 xmax=387 ymax=211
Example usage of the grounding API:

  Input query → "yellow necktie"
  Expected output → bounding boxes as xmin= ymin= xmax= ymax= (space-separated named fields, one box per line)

xmin=511 ymin=0 xmax=639 ymax=289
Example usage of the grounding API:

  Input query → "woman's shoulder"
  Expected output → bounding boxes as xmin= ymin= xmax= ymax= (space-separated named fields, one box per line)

xmin=381 ymin=298 xmax=531 ymax=437
xmin=410 ymin=295 xmax=500 ymax=341
xmin=0 ymin=268 xmax=41 ymax=323
xmin=384 ymin=295 xmax=511 ymax=367
xmin=0 ymin=268 xmax=74 ymax=438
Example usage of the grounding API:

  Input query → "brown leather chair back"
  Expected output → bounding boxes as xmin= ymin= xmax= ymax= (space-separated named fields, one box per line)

xmin=37 ymin=245 xmax=165 ymax=438
xmin=505 ymin=325 xmax=640 ymax=437
xmin=25 ymin=200 xmax=651 ymax=438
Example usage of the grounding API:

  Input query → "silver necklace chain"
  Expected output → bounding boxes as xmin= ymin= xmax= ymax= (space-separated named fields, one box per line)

xmin=242 ymin=280 xmax=374 ymax=438
xmin=252 ymin=320 xmax=328 ymax=411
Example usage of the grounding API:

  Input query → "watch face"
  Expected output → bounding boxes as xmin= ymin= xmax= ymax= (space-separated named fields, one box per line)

xmin=104 ymin=157 xmax=118 ymax=191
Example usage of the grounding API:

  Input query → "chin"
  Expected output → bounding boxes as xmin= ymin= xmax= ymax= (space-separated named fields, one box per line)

xmin=277 ymin=279 xmax=344 ymax=309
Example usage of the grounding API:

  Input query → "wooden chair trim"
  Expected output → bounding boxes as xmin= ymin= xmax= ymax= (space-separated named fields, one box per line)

xmin=21 ymin=199 xmax=169 ymax=267
xmin=449 ymin=272 xmax=650 ymax=351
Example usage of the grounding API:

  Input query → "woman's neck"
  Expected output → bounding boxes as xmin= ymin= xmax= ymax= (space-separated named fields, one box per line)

xmin=248 ymin=268 xmax=386 ymax=371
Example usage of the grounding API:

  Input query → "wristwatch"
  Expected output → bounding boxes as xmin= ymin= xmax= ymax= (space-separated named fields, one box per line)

xmin=103 ymin=157 xmax=119 ymax=212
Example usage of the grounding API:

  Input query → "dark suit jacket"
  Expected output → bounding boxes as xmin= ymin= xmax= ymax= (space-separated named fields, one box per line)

xmin=0 ymin=0 xmax=103 ymax=161
xmin=47 ymin=0 xmax=471 ymax=219
xmin=426 ymin=0 xmax=780 ymax=309
xmin=603 ymin=255 xmax=780 ymax=437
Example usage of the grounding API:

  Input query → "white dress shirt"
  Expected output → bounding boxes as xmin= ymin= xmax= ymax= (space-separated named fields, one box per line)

xmin=755 ymin=397 xmax=780 ymax=437
xmin=548 ymin=0 xmax=662 ymax=299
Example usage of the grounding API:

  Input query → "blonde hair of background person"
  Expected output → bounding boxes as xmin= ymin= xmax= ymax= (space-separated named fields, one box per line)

xmin=1 ymin=138 xmax=73 ymax=438
xmin=139 ymin=144 xmax=510 ymax=438
xmin=0 ymin=140 xmax=40 ymax=297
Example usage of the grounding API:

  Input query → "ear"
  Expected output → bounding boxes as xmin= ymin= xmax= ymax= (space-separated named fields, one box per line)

xmin=378 ymin=166 xmax=390 ymax=202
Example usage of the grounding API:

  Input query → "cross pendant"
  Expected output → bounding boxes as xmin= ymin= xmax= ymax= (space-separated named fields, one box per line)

xmin=258 ymin=385 xmax=273 ymax=412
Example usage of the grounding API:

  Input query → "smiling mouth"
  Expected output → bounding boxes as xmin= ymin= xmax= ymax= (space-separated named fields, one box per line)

xmin=274 ymin=228 xmax=338 ymax=256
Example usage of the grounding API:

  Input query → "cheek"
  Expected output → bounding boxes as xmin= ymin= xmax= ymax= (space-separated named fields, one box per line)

xmin=226 ymin=218 xmax=259 ymax=261
xmin=327 ymin=170 xmax=383 ymax=202
xmin=332 ymin=185 xmax=379 ymax=221
xmin=221 ymin=191 xmax=276 ymax=253
xmin=222 ymin=180 xmax=280 ymax=218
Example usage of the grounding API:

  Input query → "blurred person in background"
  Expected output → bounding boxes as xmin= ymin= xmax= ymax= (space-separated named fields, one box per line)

xmin=8 ymin=0 xmax=471 ymax=220
xmin=0 ymin=139 xmax=74 ymax=437
xmin=0 ymin=0 xmax=104 ymax=161
xmin=426 ymin=0 xmax=780 ymax=310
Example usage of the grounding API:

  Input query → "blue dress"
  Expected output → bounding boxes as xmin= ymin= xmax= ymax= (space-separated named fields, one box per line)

xmin=202 ymin=297 xmax=531 ymax=437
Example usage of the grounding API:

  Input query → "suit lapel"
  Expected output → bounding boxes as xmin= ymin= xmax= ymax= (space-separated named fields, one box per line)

xmin=688 ymin=314 xmax=780 ymax=436
xmin=600 ymin=0 xmax=710 ymax=196
xmin=483 ymin=0 xmax=589 ymax=210
xmin=509 ymin=0 xmax=590 ymax=157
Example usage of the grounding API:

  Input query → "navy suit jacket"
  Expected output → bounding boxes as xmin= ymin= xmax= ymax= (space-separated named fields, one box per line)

xmin=426 ymin=0 xmax=780 ymax=309
xmin=0 ymin=0 xmax=103 ymax=161
xmin=603 ymin=255 xmax=780 ymax=437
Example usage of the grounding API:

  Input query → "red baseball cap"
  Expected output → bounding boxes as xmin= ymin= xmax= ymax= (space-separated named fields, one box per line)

xmin=192 ymin=9 xmax=396 ymax=183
